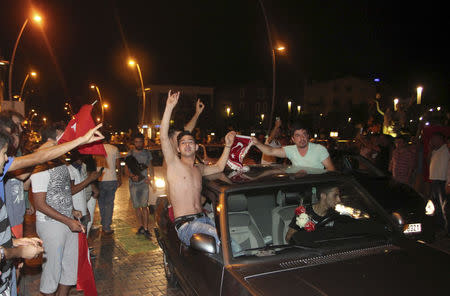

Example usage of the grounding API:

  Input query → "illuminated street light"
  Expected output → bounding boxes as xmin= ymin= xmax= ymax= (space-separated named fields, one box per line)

xmin=226 ymin=107 xmax=231 ymax=117
xmin=276 ymin=46 xmax=285 ymax=51
xmin=19 ymin=70 xmax=38 ymax=101
xmin=261 ymin=114 xmax=265 ymax=121
xmin=103 ymin=103 xmax=109 ymax=109
xmin=417 ymin=86 xmax=423 ymax=104
xmin=90 ymin=84 xmax=105 ymax=122
xmin=393 ymin=98 xmax=399 ymax=111
xmin=128 ymin=58 xmax=146 ymax=125
xmin=7 ymin=12 xmax=43 ymax=101
xmin=287 ymin=101 xmax=292 ymax=113
xmin=297 ymin=105 xmax=301 ymax=114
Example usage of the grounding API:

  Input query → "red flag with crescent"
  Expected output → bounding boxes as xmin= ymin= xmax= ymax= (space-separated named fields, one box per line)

xmin=227 ymin=135 xmax=252 ymax=170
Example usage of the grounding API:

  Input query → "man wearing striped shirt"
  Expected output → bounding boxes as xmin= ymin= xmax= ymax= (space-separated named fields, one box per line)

xmin=389 ymin=136 xmax=415 ymax=185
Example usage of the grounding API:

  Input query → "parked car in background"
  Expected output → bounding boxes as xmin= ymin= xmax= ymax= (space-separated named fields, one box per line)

xmin=155 ymin=165 xmax=449 ymax=295
xmin=332 ymin=152 xmax=436 ymax=242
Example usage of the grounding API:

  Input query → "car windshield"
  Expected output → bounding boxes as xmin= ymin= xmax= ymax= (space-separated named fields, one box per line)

xmin=226 ymin=179 xmax=392 ymax=258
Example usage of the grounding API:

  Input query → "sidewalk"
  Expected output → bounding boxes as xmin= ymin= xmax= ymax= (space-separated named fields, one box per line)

xmin=20 ymin=178 xmax=183 ymax=296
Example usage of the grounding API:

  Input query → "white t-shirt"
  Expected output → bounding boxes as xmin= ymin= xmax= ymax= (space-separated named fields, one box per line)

xmin=67 ymin=164 xmax=88 ymax=215
xmin=283 ymin=142 xmax=329 ymax=169
xmin=429 ymin=144 xmax=450 ymax=181
xmin=94 ymin=143 xmax=120 ymax=181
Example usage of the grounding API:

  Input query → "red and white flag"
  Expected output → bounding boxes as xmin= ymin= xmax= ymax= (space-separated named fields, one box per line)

xmin=76 ymin=232 xmax=97 ymax=296
xmin=58 ymin=104 xmax=106 ymax=156
xmin=227 ymin=135 xmax=253 ymax=170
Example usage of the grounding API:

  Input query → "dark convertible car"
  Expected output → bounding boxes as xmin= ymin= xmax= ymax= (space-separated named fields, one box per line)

xmin=155 ymin=165 xmax=449 ymax=296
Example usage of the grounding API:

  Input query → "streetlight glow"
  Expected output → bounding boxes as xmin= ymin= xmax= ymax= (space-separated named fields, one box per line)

xmin=393 ymin=98 xmax=399 ymax=111
xmin=128 ymin=59 xmax=136 ymax=67
xmin=33 ymin=14 xmax=42 ymax=23
xmin=287 ymin=101 xmax=292 ymax=113
xmin=417 ymin=86 xmax=423 ymax=104
xmin=276 ymin=46 xmax=285 ymax=51
xmin=30 ymin=71 xmax=37 ymax=77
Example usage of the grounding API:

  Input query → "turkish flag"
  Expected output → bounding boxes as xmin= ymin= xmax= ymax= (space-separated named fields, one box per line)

xmin=227 ymin=135 xmax=253 ymax=170
xmin=58 ymin=104 xmax=106 ymax=156
xmin=76 ymin=232 xmax=97 ymax=296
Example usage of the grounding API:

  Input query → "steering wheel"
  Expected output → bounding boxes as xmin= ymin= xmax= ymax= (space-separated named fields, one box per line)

xmin=314 ymin=212 xmax=340 ymax=229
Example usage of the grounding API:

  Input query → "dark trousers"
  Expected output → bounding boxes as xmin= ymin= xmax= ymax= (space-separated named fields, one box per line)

xmin=98 ymin=180 xmax=118 ymax=231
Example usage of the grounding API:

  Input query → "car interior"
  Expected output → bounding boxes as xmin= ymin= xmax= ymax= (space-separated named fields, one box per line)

xmin=227 ymin=182 xmax=376 ymax=256
xmin=227 ymin=185 xmax=318 ymax=252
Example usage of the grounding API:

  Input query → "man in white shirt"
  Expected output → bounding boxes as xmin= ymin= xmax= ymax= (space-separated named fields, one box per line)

xmin=94 ymin=132 xmax=121 ymax=234
xmin=429 ymin=132 xmax=450 ymax=235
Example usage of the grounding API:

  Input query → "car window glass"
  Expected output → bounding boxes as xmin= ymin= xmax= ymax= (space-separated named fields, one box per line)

xmin=227 ymin=180 xmax=391 ymax=258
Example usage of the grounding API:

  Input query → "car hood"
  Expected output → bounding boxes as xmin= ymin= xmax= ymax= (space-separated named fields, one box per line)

xmin=231 ymin=242 xmax=450 ymax=296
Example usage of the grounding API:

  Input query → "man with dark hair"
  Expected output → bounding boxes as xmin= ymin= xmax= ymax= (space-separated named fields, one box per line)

xmin=94 ymin=130 xmax=121 ymax=234
xmin=252 ymin=121 xmax=335 ymax=170
xmin=285 ymin=185 xmax=341 ymax=243
xmin=161 ymin=91 xmax=235 ymax=250
xmin=125 ymin=133 xmax=153 ymax=238
xmin=0 ymin=123 xmax=103 ymax=296
xmin=389 ymin=135 xmax=415 ymax=184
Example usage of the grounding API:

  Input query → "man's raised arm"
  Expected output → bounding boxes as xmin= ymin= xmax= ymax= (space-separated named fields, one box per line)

xmin=184 ymin=99 xmax=205 ymax=132
xmin=201 ymin=131 xmax=236 ymax=176
xmin=251 ymin=137 xmax=286 ymax=158
xmin=9 ymin=124 xmax=104 ymax=172
xmin=160 ymin=90 xmax=181 ymax=164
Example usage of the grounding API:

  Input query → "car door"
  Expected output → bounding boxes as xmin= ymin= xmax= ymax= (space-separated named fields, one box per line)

xmin=178 ymin=188 xmax=224 ymax=295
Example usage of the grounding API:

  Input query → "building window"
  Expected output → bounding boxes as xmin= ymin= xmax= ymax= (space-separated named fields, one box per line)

xmin=240 ymin=88 xmax=246 ymax=98
xmin=239 ymin=102 xmax=246 ymax=112
xmin=262 ymin=102 xmax=268 ymax=113
xmin=255 ymin=102 xmax=261 ymax=114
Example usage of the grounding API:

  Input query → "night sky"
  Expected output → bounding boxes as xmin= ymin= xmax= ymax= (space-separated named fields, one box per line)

xmin=1 ymin=0 xmax=448 ymax=130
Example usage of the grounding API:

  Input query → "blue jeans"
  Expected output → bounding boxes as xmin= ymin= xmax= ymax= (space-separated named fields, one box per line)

xmin=175 ymin=216 xmax=241 ymax=253
xmin=98 ymin=181 xmax=118 ymax=231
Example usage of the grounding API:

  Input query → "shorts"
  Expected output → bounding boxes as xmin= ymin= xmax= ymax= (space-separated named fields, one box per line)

xmin=129 ymin=181 xmax=149 ymax=208
xmin=36 ymin=220 xmax=78 ymax=294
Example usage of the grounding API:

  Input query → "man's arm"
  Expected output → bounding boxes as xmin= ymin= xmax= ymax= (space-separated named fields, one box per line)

xmin=184 ymin=99 xmax=205 ymax=132
xmin=251 ymin=137 xmax=286 ymax=158
xmin=202 ymin=131 xmax=236 ymax=176
xmin=266 ymin=119 xmax=281 ymax=144
xmin=33 ymin=192 xmax=84 ymax=232
xmin=322 ymin=156 xmax=335 ymax=171
xmin=9 ymin=124 xmax=104 ymax=172
xmin=71 ymin=171 xmax=101 ymax=195
xmin=160 ymin=91 xmax=181 ymax=164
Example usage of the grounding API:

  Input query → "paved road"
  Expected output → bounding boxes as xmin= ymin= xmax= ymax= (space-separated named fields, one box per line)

xmin=20 ymin=178 xmax=183 ymax=296
xmin=19 ymin=177 xmax=450 ymax=295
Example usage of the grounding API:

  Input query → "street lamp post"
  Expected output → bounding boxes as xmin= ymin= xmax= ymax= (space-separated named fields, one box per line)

xmin=8 ymin=14 xmax=42 ymax=101
xmin=19 ymin=71 xmax=37 ymax=101
xmin=128 ymin=59 xmax=146 ymax=126
xmin=90 ymin=84 xmax=104 ymax=122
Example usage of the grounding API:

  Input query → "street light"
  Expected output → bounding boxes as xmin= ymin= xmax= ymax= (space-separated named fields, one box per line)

xmin=90 ymin=84 xmax=104 ymax=122
xmin=297 ymin=105 xmax=301 ymax=114
xmin=417 ymin=86 xmax=423 ymax=104
xmin=393 ymin=98 xmax=399 ymax=111
xmin=8 ymin=12 xmax=43 ymax=101
xmin=19 ymin=71 xmax=37 ymax=101
xmin=287 ymin=101 xmax=292 ymax=113
xmin=128 ymin=58 xmax=146 ymax=126
xmin=226 ymin=107 xmax=231 ymax=117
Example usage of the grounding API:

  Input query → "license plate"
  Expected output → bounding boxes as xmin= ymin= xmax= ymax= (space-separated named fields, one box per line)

xmin=403 ymin=223 xmax=422 ymax=234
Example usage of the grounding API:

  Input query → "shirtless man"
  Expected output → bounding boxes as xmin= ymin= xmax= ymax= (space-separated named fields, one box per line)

xmin=160 ymin=91 xmax=235 ymax=249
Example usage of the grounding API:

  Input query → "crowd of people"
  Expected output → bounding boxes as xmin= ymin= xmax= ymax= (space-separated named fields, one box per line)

xmin=0 ymin=90 xmax=447 ymax=295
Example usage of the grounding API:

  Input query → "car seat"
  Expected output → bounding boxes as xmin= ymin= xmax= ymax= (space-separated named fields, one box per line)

xmin=271 ymin=191 xmax=300 ymax=245
xmin=228 ymin=194 xmax=265 ymax=250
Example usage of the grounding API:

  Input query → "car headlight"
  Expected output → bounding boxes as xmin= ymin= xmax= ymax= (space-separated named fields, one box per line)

xmin=154 ymin=177 xmax=166 ymax=189
xmin=425 ymin=200 xmax=435 ymax=216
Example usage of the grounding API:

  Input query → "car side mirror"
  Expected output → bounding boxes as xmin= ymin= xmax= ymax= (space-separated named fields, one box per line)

xmin=190 ymin=233 xmax=216 ymax=254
